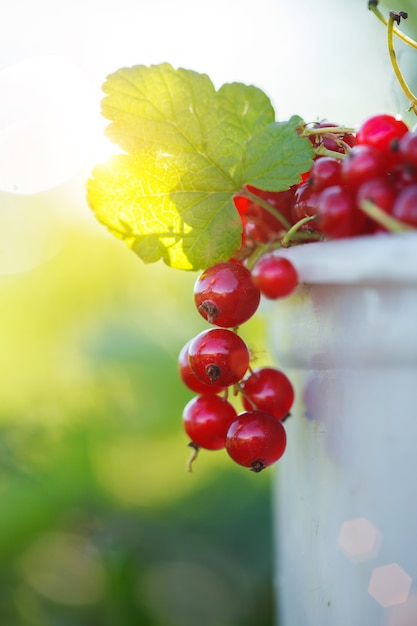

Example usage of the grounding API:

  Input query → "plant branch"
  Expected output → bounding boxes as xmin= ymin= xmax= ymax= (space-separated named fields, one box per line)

xmin=387 ymin=12 xmax=417 ymax=115
xmin=369 ymin=1 xmax=417 ymax=50
xmin=302 ymin=125 xmax=355 ymax=136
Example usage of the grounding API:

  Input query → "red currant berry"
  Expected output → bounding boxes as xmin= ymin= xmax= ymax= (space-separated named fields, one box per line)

xmin=178 ymin=340 xmax=226 ymax=394
xmin=194 ymin=261 xmax=260 ymax=327
xmin=182 ymin=394 xmax=238 ymax=450
xmin=240 ymin=367 xmax=294 ymax=420
xmin=309 ymin=157 xmax=342 ymax=192
xmin=392 ymin=184 xmax=417 ymax=228
xmin=341 ymin=145 xmax=386 ymax=191
xmin=317 ymin=185 xmax=365 ymax=238
xmin=389 ymin=162 xmax=417 ymax=192
xmin=226 ymin=410 xmax=287 ymax=472
xmin=188 ymin=328 xmax=250 ymax=387
xmin=251 ymin=254 xmax=298 ymax=299
xmin=356 ymin=177 xmax=396 ymax=232
xmin=356 ymin=114 xmax=408 ymax=152
xmin=398 ymin=131 xmax=417 ymax=170
xmin=290 ymin=181 xmax=320 ymax=223
xmin=246 ymin=185 xmax=297 ymax=227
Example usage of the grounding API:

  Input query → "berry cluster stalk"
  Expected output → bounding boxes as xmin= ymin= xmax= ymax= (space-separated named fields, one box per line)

xmin=369 ymin=1 xmax=417 ymax=115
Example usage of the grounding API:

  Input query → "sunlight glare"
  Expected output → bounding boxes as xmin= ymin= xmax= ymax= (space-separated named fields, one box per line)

xmin=0 ymin=55 xmax=97 ymax=194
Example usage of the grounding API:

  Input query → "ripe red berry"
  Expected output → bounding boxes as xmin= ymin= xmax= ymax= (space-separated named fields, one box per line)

xmin=341 ymin=145 xmax=386 ymax=191
xmin=225 ymin=410 xmax=287 ymax=472
xmin=182 ymin=394 xmax=238 ymax=450
xmin=290 ymin=181 xmax=320 ymax=223
xmin=178 ymin=340 xmax=226 ymax=394
xmin=245 ymin=185 xmax=297 ymax=227
xmin=194 ymin=261 xmax=260 ymax=327
xmin=251 ymin=254 xmax=298 ymax=299
xmin=356 ymin=177 xmax=396 ymax=232
xmin=356 ymin=114 xmax=408 ymax=152
xmin=309 ymin=156 xmax=342 ymax=192
xmin=398 ymin=131 xmax=417 ymax=171
xmin=316 ymin=185 xmax=365 ymax=238
xmin=240 ymin=367 xmax=294 ymax=420
xmin=356 ymin=177 xmax=396 ymax=213
xmin=188 ymin=328 xmax=250 ymax=388
xmin=392 ymin=184 xmax=417 ymax=227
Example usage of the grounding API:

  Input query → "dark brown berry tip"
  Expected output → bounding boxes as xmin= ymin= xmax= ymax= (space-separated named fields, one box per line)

xmin=206 ymin=364 xmax=221 ymax=382
xmin=251 ymin=460 xmax=266 ymax=473
xmin=198 ymin=301 xmax=219 ymax=324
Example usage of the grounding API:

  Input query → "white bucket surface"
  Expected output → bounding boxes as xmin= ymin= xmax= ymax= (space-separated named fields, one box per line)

xmin=268 ymin=233 xmax=417 ymax=626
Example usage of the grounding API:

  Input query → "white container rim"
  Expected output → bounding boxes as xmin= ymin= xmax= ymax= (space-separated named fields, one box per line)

xmin=273 ymin=232 xmax=417 ymax=285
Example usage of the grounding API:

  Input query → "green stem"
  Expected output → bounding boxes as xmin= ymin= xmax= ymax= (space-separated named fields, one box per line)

xmin=314 ymin=145 xmax=350 ymax=160
xmin=387 ymin=13 xmax=417 ymax=114
xmin=302 ymin=125 xmax=355 ymax=136
xmin=245 ymin=242 xmax=274 ymax=271
xmin=281 ymin=215 xmax=319 ymax=247
xmin=245 ymin=216 xmax=321 ymax=270
xmin=359 ymin=199 xmax=416 ymax=232
xmin=369 ymin=1 xmax=417 ymax=50
xmin=301 ymin=125 xmax=354 ymax=159
xmin=243 ymin=189 xmax=292 ymax=230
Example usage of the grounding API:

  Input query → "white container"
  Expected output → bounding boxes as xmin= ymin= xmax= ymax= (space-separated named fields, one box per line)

xmin=268 ymin=233 xmax=417 ymax=626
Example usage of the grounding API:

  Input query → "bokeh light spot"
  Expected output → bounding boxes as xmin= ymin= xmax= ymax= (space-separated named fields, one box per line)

xmin=368 ymin=563 xmax=412 ymax=608
xmin=337 ymin=517 xmax=382 ymax=563
xmin=17 ymin=532 xmax=106 ymax=606
xmin=385 ymin=591 xmax=417 ymax=625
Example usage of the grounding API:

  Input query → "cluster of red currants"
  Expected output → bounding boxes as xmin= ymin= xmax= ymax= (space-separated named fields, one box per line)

xmin=233 ymin=114 xmax=417 ymax=257
xmin=178 ymin=258 xmax=298 ymax=472
xmin=178 ymin=114 xmax=417 ymax=473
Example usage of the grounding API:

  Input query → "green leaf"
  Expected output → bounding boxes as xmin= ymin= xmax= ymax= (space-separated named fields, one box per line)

xmin=87 ymin=64 xmax=313 ymax=270
xmin=87 ymin=153 xmax=242 ymax=270
xmin=243 ymin=117 xmax=314 ymax=191
xmin=102 ymin=63 xmax=217 ymax=156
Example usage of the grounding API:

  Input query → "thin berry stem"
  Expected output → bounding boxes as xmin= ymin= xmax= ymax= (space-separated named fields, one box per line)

xmin=387 ymin=13 xmax=417 ymax=115
xmin=246 ymin=242 xmax=274 ymax=271
xmin=314 ymin=144 xmax=350 ymax=160
xmin=300 ymin=125 xmax=354 ymax=159
xmin=281 ymin=215 xmax=318 ymax=247
xmin=186 ymin=442 xmax=200 ymax=472
xmin=245 ymin=220 xmax=321 ymax=269
xmin=359 ymin=199 xmax=416 ymax=232
xmin=302 ymin=125 xmax=355 ymax=136
xmin=238 ymin=387 xmax=258 ymax=411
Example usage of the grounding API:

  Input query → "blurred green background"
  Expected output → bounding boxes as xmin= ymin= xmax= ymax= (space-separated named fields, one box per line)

xmin=0 ymin=212 xmax=276 ymax=626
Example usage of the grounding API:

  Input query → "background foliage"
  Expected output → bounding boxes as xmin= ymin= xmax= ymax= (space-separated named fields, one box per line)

xmin=0 ymin=222 xmax=276 ymax=625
